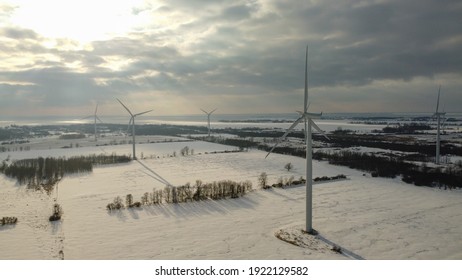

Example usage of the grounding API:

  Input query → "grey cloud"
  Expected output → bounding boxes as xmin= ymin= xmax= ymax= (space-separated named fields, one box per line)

xmin=1 ymin=67 xmax=117 ymax=106
xmin=1 ymin=27 xmax=39 ymax=40
xmin=221 ymin=4 xmax=255 ymax=21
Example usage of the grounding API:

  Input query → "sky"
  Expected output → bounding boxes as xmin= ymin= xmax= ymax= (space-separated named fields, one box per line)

xmin=0 ymin=0 xmax=461 ymax=117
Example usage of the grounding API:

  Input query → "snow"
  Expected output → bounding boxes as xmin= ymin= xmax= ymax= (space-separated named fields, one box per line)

xmin=0 ymin=138 xmax=235 ymax=161
xmin=1 ymin=141 xmax=462 ymax=260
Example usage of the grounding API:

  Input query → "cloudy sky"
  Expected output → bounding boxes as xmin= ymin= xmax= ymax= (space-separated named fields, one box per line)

xmin=1 ymin=0 xmax=461 ymax=117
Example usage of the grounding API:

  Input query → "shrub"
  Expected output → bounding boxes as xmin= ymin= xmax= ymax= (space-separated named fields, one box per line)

xmin=1 ymin=217 xmax=18 ymax=225
xmin=49 ymin=203 xmax=63 ymax=222
xmin=287 ymin=176 xmax=294 ymax=186
xmin=332 ymin=245 xmax=342 ymax=253
xmin=107 ymin=196 xmax=124 ymax=211
xmin=131 ymin=202 xmax=142 ymax=208
xmin=284 ymin=162 xmax=293 ymax=171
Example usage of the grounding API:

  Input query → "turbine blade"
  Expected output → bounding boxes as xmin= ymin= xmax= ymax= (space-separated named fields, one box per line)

xmin=310 ymin=119 xmax=330 ymax=140
xmin=96 ymin=116 xmax=103 ymax=123
xmin=436 ymin=85 xmax=441 ymax=113
xmin=94 ymin=104 xmax=98 ymax=115
xmin=116 ymin=98 xmax=133 ymax=116
xmin=80 ymin=115 xmax=92 ymax=120
xmin=127 ymin=117 xmax=133 ymax=134
xmin=265 ymin=116 xmax=304 ymax=158
xmin=304 ymin=45 xmax=308 ymax=113
xmin=200 ymin=108 xmax=208 ymax=114
xmin=134 ymin=109 xmax=153 ymax=117
xmin=210 ymin=108 xmax=217 ymax=114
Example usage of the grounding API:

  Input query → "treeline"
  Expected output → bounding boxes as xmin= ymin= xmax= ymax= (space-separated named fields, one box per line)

xmin=195 ymin=135 xmax=268 ymax=151
xmin=376 ymin=123 xmax=432 ymax=134
xmin=59 ymin=133 xmax=85 ymax=139
xmin=263 ymin=174 xmax=346 ymax=189
xmin=314 ymin=150 xmax=412 ymax=178
xmin=258 ymin=144 xmax=306 ymax=157
xmin=166 ymin=180 xmax=253 ymax=202
xmin=0 ymin=153 xmax=131 ymax=187
xmin=313 ymin=134 xmax=462 ymax=156
xmin=313 ymin=150 xmax=462 ymax=189
xmin=107 ymin=179 xmax=253 ymax=210
xmin=402 ymin=164 xmax=462 ymax=189
xmin=255 ymin=143 xmax=461 ymax=189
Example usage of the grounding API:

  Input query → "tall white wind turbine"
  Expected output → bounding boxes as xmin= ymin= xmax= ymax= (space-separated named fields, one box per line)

xmin=82 ymin=104 xmax=103 ymax=141
xmin=266 ymin=46 xmax=329 ymax=234
xmin=433 ymin=85 xmax=446 ymax=165
xmin=116 ymin=98 xmax=152 ymax=160
xmin=200 ymin=108 xmax=217 ymax=138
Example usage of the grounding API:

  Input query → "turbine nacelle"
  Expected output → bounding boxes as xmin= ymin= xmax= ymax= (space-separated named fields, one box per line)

xmin=296 ymin=110 xmax=323 ymax=119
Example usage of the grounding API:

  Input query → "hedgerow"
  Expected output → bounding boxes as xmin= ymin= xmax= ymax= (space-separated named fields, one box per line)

xmin=106 ymin=179 xmax=253 ymax=211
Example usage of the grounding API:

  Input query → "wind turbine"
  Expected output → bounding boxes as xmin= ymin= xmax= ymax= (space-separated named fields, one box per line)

xmin=116 ymin=98 xmax=152 ymax=160
xmin=433 ymin=85 xmax=446 ymax=165
xmin=82 ymin=104 xmax=103 ymax=141
xmin=200 ymin=108 xmax=217 ymax=138
xmin=266 ymin=46 xmax=329 ymax=234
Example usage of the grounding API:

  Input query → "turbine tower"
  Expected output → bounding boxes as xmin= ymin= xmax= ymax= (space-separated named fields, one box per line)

xmin=116 ymin=98 xmax=152 ymax=160
xmin=82 ymin=104 xmax=103 ymax=141
xmin=433 ymin=85 xmax=446 ymax=165
xmin=266 ymin=46 xmax=328 ymax=234
xmin=200 ymin=108 xmax=217 ymax=138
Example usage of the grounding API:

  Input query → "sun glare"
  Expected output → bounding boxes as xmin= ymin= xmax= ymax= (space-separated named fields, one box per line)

xmin=8 ymin=0 xmax=149 ymax=43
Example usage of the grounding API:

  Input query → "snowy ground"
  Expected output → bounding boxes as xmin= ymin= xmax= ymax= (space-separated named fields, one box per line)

xmin=1 ymin=141 xmax=462 ymax=260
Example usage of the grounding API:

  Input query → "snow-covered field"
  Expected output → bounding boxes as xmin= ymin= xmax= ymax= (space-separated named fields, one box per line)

xmin=1 ymin=140 xmax=462 ymax=260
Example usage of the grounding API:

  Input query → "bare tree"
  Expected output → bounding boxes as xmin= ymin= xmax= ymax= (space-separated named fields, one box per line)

xmin=126 ymin=194 xmax=133 ymax=207
xmin=258 ymin=172 xmax=268 ymax=189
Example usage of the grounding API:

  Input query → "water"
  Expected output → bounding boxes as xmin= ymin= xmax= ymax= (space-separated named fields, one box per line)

xmin=1 ymin=113 xmax=461 ymax=133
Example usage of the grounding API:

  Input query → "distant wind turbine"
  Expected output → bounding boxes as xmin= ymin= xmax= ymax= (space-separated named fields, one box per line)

xmin=82 ymin=104 xmax=103 ymax=141
xmin=116 ymin=98 xmax=152 ymax=160
xmin=200 ymin=108 xmax=217 ymax=138
xmin=433 ymin=85 xmax=446 ymax=165
xmin=266 ymin=46 xmax=329 ymax=234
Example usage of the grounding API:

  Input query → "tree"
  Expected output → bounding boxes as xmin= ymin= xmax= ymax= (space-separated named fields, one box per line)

xmin=258 ymin=172 xmax=268 ymax=189
xmin=180 ymin=146 xmax=190 ymax=156
xmin=141 ymin=192 xmax=150 ymax=205
xmin=126 ymin=194 xmax=133 ymax=207
xmin=284 ymin=162 xmax=293 ymax=171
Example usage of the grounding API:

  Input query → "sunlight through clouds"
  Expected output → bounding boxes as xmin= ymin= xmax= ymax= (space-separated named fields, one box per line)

xmin=8 ymin=0 xmax=149 ymax=43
